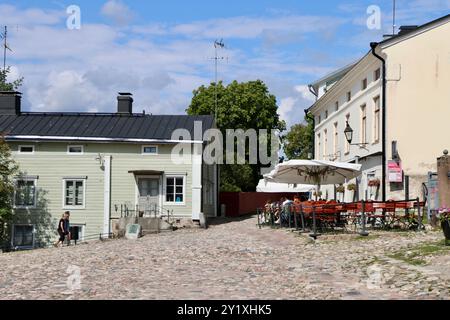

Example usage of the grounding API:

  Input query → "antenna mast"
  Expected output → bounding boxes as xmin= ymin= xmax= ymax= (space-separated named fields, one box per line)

xmin=213 ymin=39 xmax=225 ymax=121
xmin=2 ymin=26 xmax=7 ymax=72
xmin=1 ymin=26 xmax=14 ymax=73
xmin=392 ymin=0 xmax=397 ymax=35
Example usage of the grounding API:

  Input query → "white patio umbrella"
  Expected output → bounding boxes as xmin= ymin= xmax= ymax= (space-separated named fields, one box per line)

xmin=264 ymin=159 xmax=362 ymax=199
xmin=256 ymin=179 xmax=314 ymax=193
xmin=264 ymin=160 xmax=362 ymax=238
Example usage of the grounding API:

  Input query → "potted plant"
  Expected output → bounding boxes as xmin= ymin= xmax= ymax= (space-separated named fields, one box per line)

xmin=336 ymin=185 xmax=345 ymax=202
xmin=313 ymin=191 xmax=323 ymax=199
xmin=368 ymin=178 xmax=381 ymax=188
xmin=368 ymin=178 xmax=381 ymax=200
xmin=439 ymin=208 xmax=450 ymax=246
xmin=347 ymin=183 xmax=356 ymax=202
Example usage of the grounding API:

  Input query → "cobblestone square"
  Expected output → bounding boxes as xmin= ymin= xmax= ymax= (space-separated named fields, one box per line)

xmin=1 ymin=216 xmax=449 ymax=300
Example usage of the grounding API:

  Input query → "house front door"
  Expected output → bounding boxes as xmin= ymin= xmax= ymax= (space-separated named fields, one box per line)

xmin=137 ymin=177 xmax=161 ymax=213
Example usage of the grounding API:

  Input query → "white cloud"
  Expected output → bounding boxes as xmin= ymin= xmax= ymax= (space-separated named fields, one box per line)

xmin=8 ymin=2 xmax=448 ymax=122
xmin=279 ymin=97 xmax=297 ymax=123
xmin=171 ymin=15 xmax=346 ymax=40
xmin=0 ymin=4 xmax=63 ymax=26
xmin=101 ymin=0 xmax=135 ymax=26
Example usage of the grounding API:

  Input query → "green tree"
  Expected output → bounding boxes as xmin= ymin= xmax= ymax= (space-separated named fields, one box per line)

xmin=0 ymin=67 xmax=23 ymax=91
xmin=0 ymin=66 xmax=23 ymax=248
xmin=282 ymin=115 xmax=314 ymax=160
xmin=0 ymin=135 xmax=18 ymax=248
xmin=187 ymin=80 xmax=286 ymax=192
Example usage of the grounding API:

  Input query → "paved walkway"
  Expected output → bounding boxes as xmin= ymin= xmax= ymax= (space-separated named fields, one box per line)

xmin=0 ymin=216 xmax=449 ymax=300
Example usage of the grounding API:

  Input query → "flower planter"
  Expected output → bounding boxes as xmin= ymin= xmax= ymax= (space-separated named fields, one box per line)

xmin=442 ymin=220 xmax=450 ymax=245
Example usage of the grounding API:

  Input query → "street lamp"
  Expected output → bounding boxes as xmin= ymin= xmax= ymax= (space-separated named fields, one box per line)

xmin=344 ymin=121 xmax=369 ymax=148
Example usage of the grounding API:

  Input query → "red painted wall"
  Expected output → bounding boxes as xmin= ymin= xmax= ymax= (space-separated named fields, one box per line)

xmin=219 ymin=192 xmax=302 ymax=217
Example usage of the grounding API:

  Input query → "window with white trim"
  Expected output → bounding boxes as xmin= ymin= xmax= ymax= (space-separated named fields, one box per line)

xmin=67 ymin=145 xmax=84 ymax=154
xmin=12 ymin=225 xmax=35 ymax=248
xmin=374 ymin=68 xmax=381 ymax=81
xmin=333 ymin=122 xmax=338 ymax=155
xmin=18 ymin=145 xmax=35 ymax=154
xmin=64 ymin=179 xmax=85 ymax=208
xmin=362 ymin=78 xmax=368 ymax=90
xmin=374 ymin=96 xmax=381 ymax=143
xmin=165 ymin=176 xmax=185 ymax=203
xmin=361 ymin=104 xmax=367 ymax=145
xmin=317 ymin=133 xmax=321 ymax=159
xmin=14 ymin=179 xmax=37 ymax=208
xmin=142 ymin=145 xmax=158 ymax=155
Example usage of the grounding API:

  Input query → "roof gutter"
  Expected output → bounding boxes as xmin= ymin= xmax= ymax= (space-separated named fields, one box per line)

xmin=304 ymin=108 xmax=315 ymax=160
xmin=4 ymin=135 xmax=205 ymax=145
xmin=370 ymin=42 xmax=387 ymax=202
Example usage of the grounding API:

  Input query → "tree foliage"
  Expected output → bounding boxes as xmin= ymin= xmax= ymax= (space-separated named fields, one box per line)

xmin=0 ymin=135 xmax=18 ymax=247
xmin=187 ymin=80 xmax=286 ymax=192
xmin=0 ymin=67 xmax=23 ymax=91
xmin=0 ymin=66 xmax=22 ymax=247
xmin=282 ymin=115 xmax=314 ymax=160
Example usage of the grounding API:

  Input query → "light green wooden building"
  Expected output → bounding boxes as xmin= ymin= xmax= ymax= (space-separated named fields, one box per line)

xmin=0 ymin=92 xmax=218 ymax=249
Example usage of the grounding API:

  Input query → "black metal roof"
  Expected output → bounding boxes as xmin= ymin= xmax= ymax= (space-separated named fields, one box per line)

xmin=0 ymin=113 xmax=215 ymax=142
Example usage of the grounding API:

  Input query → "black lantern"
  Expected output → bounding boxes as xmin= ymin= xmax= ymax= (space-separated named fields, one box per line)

xmin=344 ymin=121 xmax=354 ymax=144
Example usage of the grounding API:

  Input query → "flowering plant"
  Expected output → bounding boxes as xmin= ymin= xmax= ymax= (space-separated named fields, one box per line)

xmin=438 ymin=207 xmax=450 ymax=222
xmin=368 ymin=179 xmax=381 ymax=187
xmin=336 ymin=185 xmax=345 ymax=193
xmin=347 ymin=183 xmax=357 ymax=191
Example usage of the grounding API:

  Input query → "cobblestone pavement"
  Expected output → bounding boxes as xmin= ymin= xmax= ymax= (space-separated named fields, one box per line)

xmin=1 ymin=216 xmax=449 ymax=300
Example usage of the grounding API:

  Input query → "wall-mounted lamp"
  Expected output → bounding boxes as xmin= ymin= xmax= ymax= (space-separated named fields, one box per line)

xmin=344 ymin=121 xmax=369 ymax=148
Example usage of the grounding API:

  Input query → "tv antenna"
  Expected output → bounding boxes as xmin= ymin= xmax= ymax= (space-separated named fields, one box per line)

xmin=1 ymin=25 xmax=18 ymax=72
xmin=211 ymin=39 xmax=228 ymax=120
xmin=392 ymin=0 xmax=397 ymax=35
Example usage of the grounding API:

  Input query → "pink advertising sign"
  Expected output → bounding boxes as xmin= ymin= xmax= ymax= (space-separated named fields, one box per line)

xmin=388 ymin=161 xmax=403 ymax=183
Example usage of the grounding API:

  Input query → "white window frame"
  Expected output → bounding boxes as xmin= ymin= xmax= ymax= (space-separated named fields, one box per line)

xmin=373 ymin=96 xmax=381 ymax=144
xmin=67 ymin=145 xmax=84 ymax=155
xmin=141 ymin=145 xmax=159 ymax=156
xmin=317 ymin=133 xmax=321 ymax=159
xmin=374 ymin=68 xmax=381 ymax=81
xmin=14 ymin=178 xmax=38 ymax=209
xmin=164 ymin=175 xmax=186 ymax=206
xmin=62 ymin=178 xmax=86 ymax=210
xmin=11 ymin=224 xmax=35 ymax=249
xmin=333 ymin=122 xmax=338 ymax=155
xmin=18 ymin=145 xmax=35 ymax=154
xmin=362 ymin=78 xmax=368 ymax=90
xmin=361 ymin=104 xmax=367 ymax=146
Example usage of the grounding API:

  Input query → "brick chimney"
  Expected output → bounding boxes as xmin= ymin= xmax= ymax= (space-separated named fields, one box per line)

xmin=117 ymin=92 xmax=133 ymax=114
xmin=0 ymin=91 xmax=21 ymax=115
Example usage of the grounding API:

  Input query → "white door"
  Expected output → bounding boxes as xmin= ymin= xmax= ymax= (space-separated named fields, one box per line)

xmin=138 ymin=178 xmax=160 ymax=213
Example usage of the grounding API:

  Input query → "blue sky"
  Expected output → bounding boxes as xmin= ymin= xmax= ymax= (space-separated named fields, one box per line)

xmin=2 ymin=0 xmax=450 ymax=128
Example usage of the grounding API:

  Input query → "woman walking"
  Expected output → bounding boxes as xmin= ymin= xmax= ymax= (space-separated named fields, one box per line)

xmin=54 ymin=211 xmax=71 ymax=247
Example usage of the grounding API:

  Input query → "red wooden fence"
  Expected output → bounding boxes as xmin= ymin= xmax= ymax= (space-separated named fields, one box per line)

xmin=219 ymin=192 xmax=302 ymax=217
